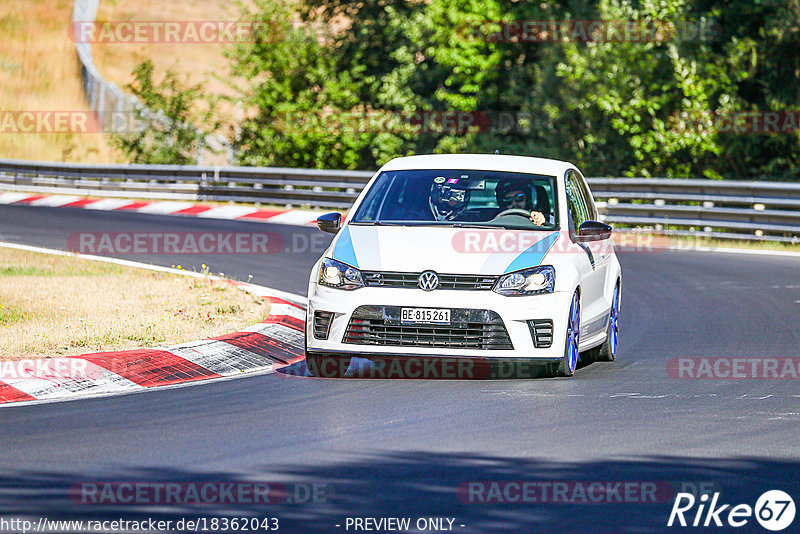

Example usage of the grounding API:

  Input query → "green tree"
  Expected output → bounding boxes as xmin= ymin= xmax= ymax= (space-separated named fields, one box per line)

xmin=228 ymin=0 xmax=378 ymax=169
xmin=695 ymin=0 xmax=800 ymax=179
xmin=226 ymin=0 xmax=800 ymax=178
xmin=112 ymin=60 xmax=212 ymax=165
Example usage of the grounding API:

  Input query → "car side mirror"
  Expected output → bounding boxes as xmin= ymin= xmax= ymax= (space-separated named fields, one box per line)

xmin=578 ymin=220 xmax=612 ymax=241
xmin=316 ymin=212 xmax=342 ymax=234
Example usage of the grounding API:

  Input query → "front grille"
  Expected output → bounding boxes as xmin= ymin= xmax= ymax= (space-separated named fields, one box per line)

xmin=362 ymin=271 xmax=498 ymax=290
xmin=528 ymin=319 xmax=554 ymax=348
xmin=313 ymin=311 xmax=334 ymax=340
xmin=343 ymin=306 xmax=513 ymax=350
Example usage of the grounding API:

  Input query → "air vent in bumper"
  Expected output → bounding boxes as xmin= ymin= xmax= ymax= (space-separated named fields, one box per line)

xmin=527 ymin=319 xmax=554 ymax=348
xmin=313 ymin=311 xmax=334 ymax=340
xmin=343 ymin=306 xmax=513 ymax=350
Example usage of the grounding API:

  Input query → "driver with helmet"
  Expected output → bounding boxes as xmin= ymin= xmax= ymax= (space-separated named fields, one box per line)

xmin=494 ymin=178 xmax=551 ymax=226
xmin=429 ymin=177 xmax=470 ymax=221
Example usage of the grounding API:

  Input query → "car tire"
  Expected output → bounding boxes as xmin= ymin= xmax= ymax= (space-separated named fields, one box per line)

xmin=552 ymin=290 xmax=580 ymax=377
xmin=584 ymin=281 xmax=620 ymax=363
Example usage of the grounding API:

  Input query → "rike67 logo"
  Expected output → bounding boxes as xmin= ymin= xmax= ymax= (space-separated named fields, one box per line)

xmin=668 ymin=490 xmax=796 ymax=531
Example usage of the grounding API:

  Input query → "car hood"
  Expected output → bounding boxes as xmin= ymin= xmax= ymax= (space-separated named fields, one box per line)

xmin=329 ymin=224 xmax=562 ymax=275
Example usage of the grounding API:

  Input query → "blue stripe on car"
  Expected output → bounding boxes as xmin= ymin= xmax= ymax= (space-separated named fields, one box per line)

xmin=349 ymin=226 xmax=381 ymax=270
xmin=502 ymin=231 xmax=560 ymax=273
xmin=332 ymin=226 xmax=359 ymax=268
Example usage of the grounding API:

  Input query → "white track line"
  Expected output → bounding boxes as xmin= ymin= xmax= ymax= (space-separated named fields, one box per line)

xmin=135 ymin=201 xmax=196 ymax=214
xmin=3 ymin=366 xmax=143 ymax=400
xmin=665 ymin=244 xmax=800 ymax=258
xmin=82 ymin=198 xmax=134 ymax=210
xmin=239 ymin=321 xmax=305 ymax=345
xmin=168 ymin=340 xmax=279 ymax=377
xmin=2 ymin=365 xmax=281 ymax=409
xmin=0 ymin=192 xmax=32 ymax=204
xmin=260 ymin=210 xmax=320 ymax=225
xmin=197 ymin=206 xmax=259 ymax=219
xmin=29 ymin=195 xmax=83 ymax=207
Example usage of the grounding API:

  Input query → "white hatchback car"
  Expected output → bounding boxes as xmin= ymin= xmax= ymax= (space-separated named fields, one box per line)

xmin=305 ymin=154 xmax=621 ymax=378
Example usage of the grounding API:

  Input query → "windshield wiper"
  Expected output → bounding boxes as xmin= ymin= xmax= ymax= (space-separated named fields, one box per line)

xmin=429 ymin=222 xmax=514 ymax=229
xmin=450 ymin=223 xmax=498 ymax=229
xmin=350 ymin=221 xmax=418 ymax=227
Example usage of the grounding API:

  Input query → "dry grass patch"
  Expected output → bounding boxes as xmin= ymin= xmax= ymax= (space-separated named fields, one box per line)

xmin=94 ymin=0 xmax=237 ymax=98
xmin=93 ymin=0 xmax=240 ymax=162
xmin=0 ymin=246 xmax=272 ymax=360
xmin=0 ymin=0 xmax=122 ymax=162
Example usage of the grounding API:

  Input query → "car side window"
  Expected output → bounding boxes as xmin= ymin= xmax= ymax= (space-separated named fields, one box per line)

xmin=572 ymin=170 xmax=598 ymax=220
xmin=565 ymin=172 xmax=589 ymax=236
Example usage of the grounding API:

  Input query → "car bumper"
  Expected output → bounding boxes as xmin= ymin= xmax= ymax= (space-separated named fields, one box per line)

xmin=306 ymin=282 xmax=573 ymax=361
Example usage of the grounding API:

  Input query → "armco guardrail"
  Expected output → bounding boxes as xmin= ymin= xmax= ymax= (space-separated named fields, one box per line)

xmin=72 ymin=0 xmax=231 ymax=164
xmin=73 ymin=1 xmax=131 ymax=134
xmin=0 ymin=159 xmax=798 ymax=243
xmin=587 ymin=178 xmax=800 ymax=243
xmin=0 ymin=159 xmax=373 ymax=209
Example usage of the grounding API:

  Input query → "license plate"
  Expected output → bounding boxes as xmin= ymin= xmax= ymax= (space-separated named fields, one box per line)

xmin=401 ymin=308 xmax=451 ymax=324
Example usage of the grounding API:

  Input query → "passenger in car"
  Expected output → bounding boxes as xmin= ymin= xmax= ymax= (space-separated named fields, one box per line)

xmin=494 ymin=178 xmax=553 ymax=226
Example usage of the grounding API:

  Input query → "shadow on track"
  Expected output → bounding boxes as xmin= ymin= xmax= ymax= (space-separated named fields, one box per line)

xmin=1 ymin=454 xmax=798 ymax=533
xmin=277 ymin=356 xmax=599 ymax=380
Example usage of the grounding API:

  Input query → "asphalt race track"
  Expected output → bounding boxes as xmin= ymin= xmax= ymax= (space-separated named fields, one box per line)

xmin=1 ymin=203 xmax=799 ymax=533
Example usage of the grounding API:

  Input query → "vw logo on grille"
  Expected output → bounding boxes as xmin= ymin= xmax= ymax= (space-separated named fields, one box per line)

xmin=418 ymin=270 xmax=439 ymax=291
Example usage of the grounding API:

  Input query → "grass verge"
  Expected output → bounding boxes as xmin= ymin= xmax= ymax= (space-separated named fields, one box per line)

xmin=0 ymin=246 xmax=272 ymax=361
xmin=0 ymin=0 xmax=122 ymax=162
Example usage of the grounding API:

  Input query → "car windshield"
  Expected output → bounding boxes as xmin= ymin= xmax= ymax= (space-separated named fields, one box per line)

xmin=351 ymin=169 xmax=559 ymax=230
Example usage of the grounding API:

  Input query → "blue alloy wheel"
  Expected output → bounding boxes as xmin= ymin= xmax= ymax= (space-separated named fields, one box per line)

xmin=555 ymin=291 xmax=580 ymax=377
xmin=609 ymin=284 xmax=619 ymax=356
xmin=590 ymin=281 xmax=620 ymax=362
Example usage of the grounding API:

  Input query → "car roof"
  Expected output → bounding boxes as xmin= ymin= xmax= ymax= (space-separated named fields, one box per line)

xmin=378 ymin=154 xmax=576 ymax=177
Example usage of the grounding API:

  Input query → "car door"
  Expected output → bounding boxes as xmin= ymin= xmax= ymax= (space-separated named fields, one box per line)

xmin=564 ymin=170 xmax=608 ymax=336
xmin=574 ymin=169 xmax=612 ymax=281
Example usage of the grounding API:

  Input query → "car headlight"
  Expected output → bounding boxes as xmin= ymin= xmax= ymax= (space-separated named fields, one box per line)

xmin=318 ymin=258 xmax=364 ymax=290
xmin=493 ymin=265 xmax=555 ymax=296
